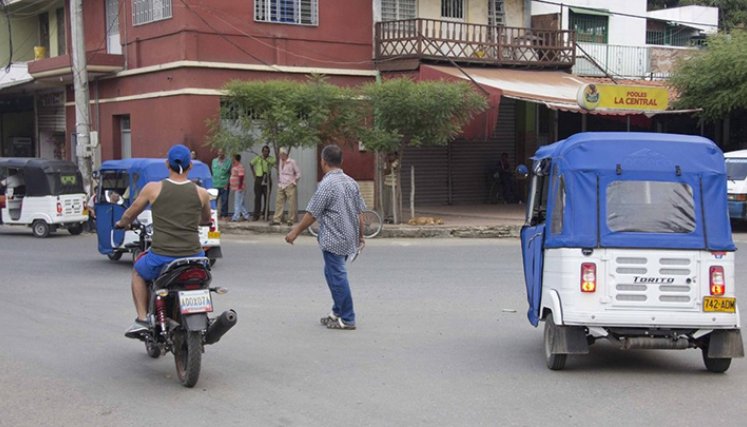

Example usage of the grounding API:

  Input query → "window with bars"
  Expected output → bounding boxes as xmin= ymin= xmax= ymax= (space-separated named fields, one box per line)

xmin=381 ymin=0 xmax=416 ymax=21
xmin=132 ymin=0 xmax=172 ymax=26
xmin=255 ymin=0 xmax=318 ymax=25
xmin=441 ymin=0 xmax=464 ymax=19
xmin=488 ymin=0 xmax=505 ymax=27
xmin=570 ymin=12 xmax=608 ymax=43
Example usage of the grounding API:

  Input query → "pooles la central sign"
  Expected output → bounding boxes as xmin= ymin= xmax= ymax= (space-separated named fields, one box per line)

xmin=577 ymin=84 xmax=669 ymax=112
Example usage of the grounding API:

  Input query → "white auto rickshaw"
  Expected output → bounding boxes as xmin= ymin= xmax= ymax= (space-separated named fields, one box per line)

xmin=520 ymin=132 xmax=744 ymax=372
xmin=0 ymin=158 xmax=87 ymax=237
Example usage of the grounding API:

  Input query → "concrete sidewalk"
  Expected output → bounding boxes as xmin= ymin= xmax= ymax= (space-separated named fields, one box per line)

xmin=218 ymin=203 xmax=526 ymax=238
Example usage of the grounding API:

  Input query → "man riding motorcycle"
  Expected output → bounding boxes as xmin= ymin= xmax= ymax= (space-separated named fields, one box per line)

xmin=115 ymin=144 xmax=212 ymax=339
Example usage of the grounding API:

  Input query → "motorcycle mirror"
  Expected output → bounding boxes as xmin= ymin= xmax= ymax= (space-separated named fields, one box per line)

xmin=104 ymin=190 xmax=124 ymax=205
xmin=515 ymin=164 xmax=529 ymax=178
xmin=207 ymin=188 xmax=219 ymax=200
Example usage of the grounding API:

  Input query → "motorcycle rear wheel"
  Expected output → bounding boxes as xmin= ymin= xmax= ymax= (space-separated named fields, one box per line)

xmin=174 ymin=330 xmax=202 ymax=387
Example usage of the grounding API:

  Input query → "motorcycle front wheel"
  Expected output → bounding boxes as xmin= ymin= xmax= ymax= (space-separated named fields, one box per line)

xmin=173 ymin=329 xmax=203 ymax=387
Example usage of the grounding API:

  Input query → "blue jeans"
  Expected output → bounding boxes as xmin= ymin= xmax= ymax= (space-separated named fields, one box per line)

xmin=217 ymin=187 xmax=229 ymax=217
xmin=232 ymin=189 xmax=250 ymax=221
xmin=135 ymin=250 xmax=205 ymax=281
xmin=322 ymin=250 xmax=355 ymax=324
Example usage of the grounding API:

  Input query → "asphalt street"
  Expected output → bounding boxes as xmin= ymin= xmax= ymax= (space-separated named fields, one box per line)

xmin=1 ymin=227 xmax=746 ymax=426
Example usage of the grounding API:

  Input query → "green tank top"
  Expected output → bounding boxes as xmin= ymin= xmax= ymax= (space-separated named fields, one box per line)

xmin=151 ymin=179 xmax=202 ymax=256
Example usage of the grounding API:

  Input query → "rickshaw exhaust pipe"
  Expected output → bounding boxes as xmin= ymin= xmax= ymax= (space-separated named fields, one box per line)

xmin=204 ymin=310 xmax=237 ymax=345
xmin=620 ymin=337 xmax=690 ymax=350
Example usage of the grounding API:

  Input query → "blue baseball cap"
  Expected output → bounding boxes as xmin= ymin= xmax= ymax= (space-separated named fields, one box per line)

xmin=168 ymin=144 xmax=192 ymax=173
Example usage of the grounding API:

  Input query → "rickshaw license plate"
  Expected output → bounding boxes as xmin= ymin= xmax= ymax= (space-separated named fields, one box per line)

xmin=178 ymin=289 xmax=213 ymax=314
xmin=703 ymin=296 xmax=736 ymax=313
xmin=208 ymin=231 xmax=221 ymax=239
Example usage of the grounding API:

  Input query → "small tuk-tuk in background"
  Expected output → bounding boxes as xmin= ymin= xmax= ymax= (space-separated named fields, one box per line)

xmin=520 ymin=132 xmax=743 ymax=372
xmin=0 ymin=158 xmax=87 ymax=237
xmin=95 ymin=158 xmax=222 ymax=264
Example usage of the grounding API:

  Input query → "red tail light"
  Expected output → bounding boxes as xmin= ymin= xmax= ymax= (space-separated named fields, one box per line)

xmin=709 ymin=266 xmax=725 ymax=296
xmin=56 ymin=202 xmax=63 ymax=215
xmin=177 ymin=268 xmax=208 ymax=282
xmin=209 ymin=219 xmax=216 ymax=232
xmin=581 ymin=263 xmax=597 ymax=293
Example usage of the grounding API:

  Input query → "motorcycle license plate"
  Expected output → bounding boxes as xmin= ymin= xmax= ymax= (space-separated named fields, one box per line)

xmin=703 ymin=296 xmax=736 ymax=313
xmin=179 ymin=289 xmax=213 ymax=314
xmin=208 ymin=231 xmax=221 ymax=239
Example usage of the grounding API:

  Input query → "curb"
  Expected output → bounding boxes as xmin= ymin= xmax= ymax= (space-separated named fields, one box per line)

xmin=218 ymin=221 xmax=521 ymax=238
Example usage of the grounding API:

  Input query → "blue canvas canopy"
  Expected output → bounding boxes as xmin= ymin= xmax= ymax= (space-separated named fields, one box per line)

xmin=535 ymin=132 xmax=734 ymax=251
xmin=98 ymin=158 xmax=213 ymax=192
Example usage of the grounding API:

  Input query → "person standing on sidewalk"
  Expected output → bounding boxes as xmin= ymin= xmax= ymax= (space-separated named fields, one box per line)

xmin=211 ymin=148 xmax=231 ymax=218
xmin=230 ymin=154 xmax=250 ymax=221
xmin=271 ymin=147 xmax=302 ymax=226
xmin=250 ymin=145 xmax=276 ymax=220
xmin=383 ymin=151 xmax=400 ymax=224
xmin=285 ymin=145 xmax=366 ymax=330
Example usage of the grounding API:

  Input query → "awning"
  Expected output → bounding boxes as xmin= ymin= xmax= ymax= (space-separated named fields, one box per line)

xmin=569 ymin=7 xmax=610 ymax=17
xmin=422 ymin=65 xmax=697 ymax=116
xmin=0 ymin=63 xmax=33 ymax=91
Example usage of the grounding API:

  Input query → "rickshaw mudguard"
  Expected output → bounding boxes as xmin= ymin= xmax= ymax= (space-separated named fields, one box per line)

xmin=520 ymin=224 xmax=545 ymax=327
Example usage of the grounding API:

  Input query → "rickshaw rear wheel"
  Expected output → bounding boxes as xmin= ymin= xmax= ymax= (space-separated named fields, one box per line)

xmin=67 ymin=223 xmax=83 ymax=235
xmin=701 ymin=347 xmax=731 ymax=373
xmin=544 ymin=313 xmax=567 ymax=370
xmin=31 ymin=220 xmax=50 ymax=238
xmin=209 ymin=258 xmax=217 ymax=267
xmin=107 ymin=252 xmax=123 ymax=261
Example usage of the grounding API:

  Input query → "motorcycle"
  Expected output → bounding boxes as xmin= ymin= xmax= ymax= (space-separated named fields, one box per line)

xmin=118 ymin=221 xmax=237 ymax=387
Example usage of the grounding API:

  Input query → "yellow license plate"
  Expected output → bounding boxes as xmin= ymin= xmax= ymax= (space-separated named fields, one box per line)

xmin=703 ymin=296 xmax=736 ymax=313
xmin=208 ymin=231 xmax=221 ymax=239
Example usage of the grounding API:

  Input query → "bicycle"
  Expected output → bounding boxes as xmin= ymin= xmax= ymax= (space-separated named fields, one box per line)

xmin=307 ymin=209 xmax=383 ymax=238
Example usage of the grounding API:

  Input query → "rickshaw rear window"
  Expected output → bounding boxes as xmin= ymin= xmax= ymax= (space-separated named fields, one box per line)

xmin=726 ymin=158 xmax=747 ymax=180
xmin=49 ymin=173 xmax=85 ymax=195
xmin=606 ymin=181 xmax=695 ymax=233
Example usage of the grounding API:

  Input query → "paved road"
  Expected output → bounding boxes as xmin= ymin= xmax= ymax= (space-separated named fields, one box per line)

xmin=1 ymin=227 xmax=746 ymax=426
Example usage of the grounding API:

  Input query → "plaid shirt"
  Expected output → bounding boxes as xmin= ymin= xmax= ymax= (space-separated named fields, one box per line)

xmin=306 ymin=169 xmax=366 ymax=256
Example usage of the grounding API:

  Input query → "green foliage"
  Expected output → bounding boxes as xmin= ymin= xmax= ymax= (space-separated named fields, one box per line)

xmin=208 ymin=78 xmax=356 ymax=154
xmin=358 ymin=78 xmax=488 ymax=153
xmin=670 ymin=30 xmax=747 ymax=120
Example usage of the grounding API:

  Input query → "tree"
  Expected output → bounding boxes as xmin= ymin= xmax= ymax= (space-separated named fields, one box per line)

xmin=357 ymin=78 xmax=488 ymax=222
xmin=208 ymin=76 xmax=357 ymax=156
xmin=669 ymin=30 xmax=747 ymax=120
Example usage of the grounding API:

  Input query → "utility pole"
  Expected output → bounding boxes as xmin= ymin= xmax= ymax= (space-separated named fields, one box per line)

xmin=70 ymin=0 xmax=92 ymax=190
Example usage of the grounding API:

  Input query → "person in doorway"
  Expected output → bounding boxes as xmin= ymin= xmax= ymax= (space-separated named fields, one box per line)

xmin=211 ymin=148 xmax=231 ymax=218
xmin=496 ymin=152 xmax=518 ymax=203
xmin=383 ymin=151 xmax=400 ymax=224
xmin=230 ymin=154 xmax=251 ymax=221
xmin=285 ymin=145 xmax=366 ymax=330
xmin=271 ymin=147 xmax=302 ymax=226
xmin=191 ymin=150 xmax=198 ymax=160
xmin=115 ymin=144 xmax=211 ymax=339
xmin=250 ymin=145 xmax=276 ymax=220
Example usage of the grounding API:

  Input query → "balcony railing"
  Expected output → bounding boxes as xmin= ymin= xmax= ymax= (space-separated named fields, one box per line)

xmin=574 ymin=41 xmax=699 ymax=79
xmin=375 ymin=19 xmax=576 ymax=68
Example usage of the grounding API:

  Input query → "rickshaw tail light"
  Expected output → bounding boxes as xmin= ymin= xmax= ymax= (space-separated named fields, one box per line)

xmin=709 ymin=266 xmax=725 ymax=296
xmin=581 ymin=263 xmax=597 ymax=293
xmin=56 ymin=202 xmax=62 ymax=215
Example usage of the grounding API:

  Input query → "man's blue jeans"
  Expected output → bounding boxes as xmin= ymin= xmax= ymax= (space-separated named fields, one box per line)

xmin=232 ymin=189 xmax=249 ymax=221
xmin=322 ymin=250 xmax=355 ymax=325
xmin=218 ymin=188 xmax=229 ymax=217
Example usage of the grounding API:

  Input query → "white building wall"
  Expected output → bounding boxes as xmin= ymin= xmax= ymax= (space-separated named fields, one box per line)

xmin=531 ymin=0 xmax=648 ymax=46
xmin=647 ymin=5 xmax=719 ymax=34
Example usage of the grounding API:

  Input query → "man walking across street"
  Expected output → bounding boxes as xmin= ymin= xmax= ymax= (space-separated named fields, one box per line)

xmin=271 ymin=147 xmax=301 ymax=226
xmin=230 ymin=154 xmax=251 ymax=221
xmin=115 ymin=144 xmax=211 ymax=338
xmin=285 ymin=145 xmax=366 ymax=330
xmin=250 ymin=145 xmax=276 ymax=221
xmin=211 ymin=148 xmax=231 ymax=218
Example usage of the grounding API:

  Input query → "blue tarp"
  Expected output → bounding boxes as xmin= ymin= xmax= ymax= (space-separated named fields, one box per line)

xmin=99 ymin=158 xmax=213 ymax=192
xmin=534 ymin=132 xmax=735 ymax=251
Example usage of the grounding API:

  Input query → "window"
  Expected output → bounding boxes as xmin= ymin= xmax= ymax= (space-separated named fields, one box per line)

xmin=441 ymin=0 xmax=464 ymax=20
xmin=570 ymin=12 xmax=608 ymax=43
xmin=550 ymin=169 xmax=565 ymax=235
xmin=606 ymin=181 xmax=695 ymax=233
xmin=255 ymin=0 xmax=318 ymax=25
xmin=132 ymin=0 xmax=172 ymax=26
xmin=488 ymin=0 xmax=505 ymax=27
xmin=382 ymin=0 xmax=416 ymax=21
xmin=726 ymin=159 xmax=747 ymax=180
xmin=56 ymin=8 xmax=65 ymax=55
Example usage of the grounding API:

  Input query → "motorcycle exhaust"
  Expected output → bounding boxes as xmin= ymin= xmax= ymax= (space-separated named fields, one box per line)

xmin=620 ymin=336 xmax=691 ymax=350
xmin=204 ymin=310 xmax=237 ymax=345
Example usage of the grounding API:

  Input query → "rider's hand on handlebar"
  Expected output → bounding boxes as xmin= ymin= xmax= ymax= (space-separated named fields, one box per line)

xmin=114 ymin=220 xmax=129 ymax=230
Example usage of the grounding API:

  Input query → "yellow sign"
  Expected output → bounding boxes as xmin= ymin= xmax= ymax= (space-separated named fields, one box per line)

xmin=577 ymin=84 xmax=669 ymax=112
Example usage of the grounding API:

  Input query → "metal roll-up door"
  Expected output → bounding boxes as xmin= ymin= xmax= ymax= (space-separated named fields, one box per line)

xmin=37 ymin=106 xmax=65 ymax=132
xmin=401 ymin=146 xmax=449 ymax=206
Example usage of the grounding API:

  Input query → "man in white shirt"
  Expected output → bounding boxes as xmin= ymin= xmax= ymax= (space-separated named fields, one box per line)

xmin=271 ymin=147 xmax=302 ymax=226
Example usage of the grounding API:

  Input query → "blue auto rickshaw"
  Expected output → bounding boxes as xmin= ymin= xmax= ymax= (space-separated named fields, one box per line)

xmin=95 ymin=158 xmax=222 ymax=264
